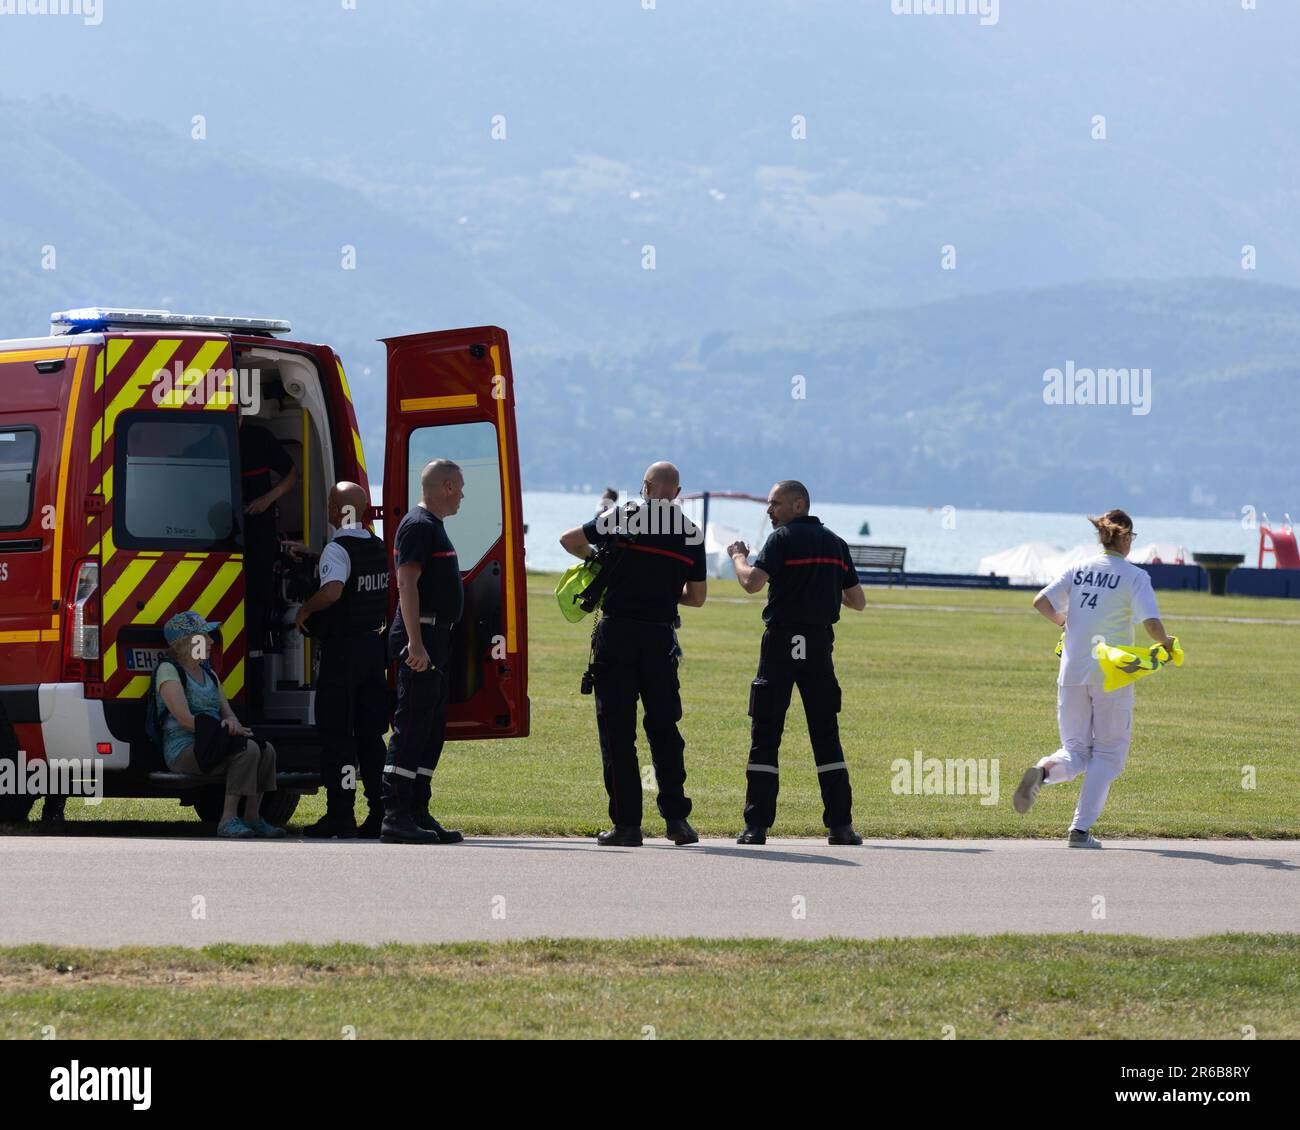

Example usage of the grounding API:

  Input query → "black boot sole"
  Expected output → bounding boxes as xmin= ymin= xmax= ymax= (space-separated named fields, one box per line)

xmin=380 ymin=832 xmax=441 ymax=844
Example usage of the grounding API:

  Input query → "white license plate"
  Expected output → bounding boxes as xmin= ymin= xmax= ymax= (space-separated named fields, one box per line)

xmin=123 ymin=647 xmax=167 ymax=673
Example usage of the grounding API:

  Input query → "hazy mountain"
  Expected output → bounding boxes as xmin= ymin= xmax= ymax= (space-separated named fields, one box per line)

xmin=521 ymin=277 xmax=1300 ymax=517
xmin=1 ymin=0 xmax=1297 ymax=516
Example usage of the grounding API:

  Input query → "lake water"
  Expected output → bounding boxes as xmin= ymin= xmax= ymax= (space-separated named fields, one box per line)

xmin=368 ymin=485 xmax=1261 ymax=576
xmin=466 ymin=489 xmax=1259 ymax=577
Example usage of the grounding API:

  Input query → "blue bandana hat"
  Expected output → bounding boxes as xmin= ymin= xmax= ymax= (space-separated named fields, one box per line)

xmin=163 ymin=610 xmax=222 ymax=644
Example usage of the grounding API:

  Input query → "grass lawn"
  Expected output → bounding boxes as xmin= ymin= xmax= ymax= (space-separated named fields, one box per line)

xmin=15 ymin=581 xmax=1300 ymax=839
xmin=1 ymin=935 xmax=1295 ymax=1039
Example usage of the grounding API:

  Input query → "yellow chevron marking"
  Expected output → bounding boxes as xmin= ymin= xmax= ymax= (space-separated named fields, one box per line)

xmin=119 ymin=675 xmax=150 ymax=700
xmin=52 ymin=347 xmax=88 ymax=605
xmin=102 ymin=526 xmax=116 ymax=566
xmin=155 ymin=339 xmax=228 ymax=409
xmin=191 ymin=562 xmax=240 ymax=620
xmin=492 ymin=344 xmax=518 ymax=655
xmin=0 ymin=347 xmax=68 ymax=365
xmin=104 ymin=339 xmax=181 ymax=439
xmin=105 ymin=339 xmax=131 ymax=376
xmin=133 ymin=560 xmax=200 ymax=624
xmin=352 ymin=427 xmax=367 ymax=473
xmin=95 ymin=464 xmax=114 ymax=508
xmin=222 ymin=657 xmax=245 ymax=700
xmin=103 ymin=556 xmax=156 ymax=623
xmin=336 ymin=357 xmax=354 ymax=402
xmin=400 ymin=393 xmax=477 ymax=412
xmin=202 ymin=369 xmax=235 ymax=409
xmin=89 ymin=415 xmax=104 ymax=462
xmin=103 ymin=642 xmax=117 ymax=683
xmin=221 ymin=598 xmax=245 ymax=647
xmin=93 ymin=349 xmax=105 ymax=393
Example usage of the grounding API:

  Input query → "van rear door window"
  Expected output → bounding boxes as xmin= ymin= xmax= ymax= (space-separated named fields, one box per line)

xmin=117 ymin=414 xmax=241 ymax=549
xmin=0 ymin=427 xmax=38 ymax=531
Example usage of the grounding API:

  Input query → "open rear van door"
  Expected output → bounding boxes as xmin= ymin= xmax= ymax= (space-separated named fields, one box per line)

xmin=382 ymin=327 xmax=528 ymax=739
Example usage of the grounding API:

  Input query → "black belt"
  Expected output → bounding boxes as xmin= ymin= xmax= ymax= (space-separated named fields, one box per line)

xmin=602 ymin=613 xmax=676 ymax=628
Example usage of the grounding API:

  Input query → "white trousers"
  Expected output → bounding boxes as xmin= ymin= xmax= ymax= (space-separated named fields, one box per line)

xmin=1036 ymin=683 xmax=1134 ymax=832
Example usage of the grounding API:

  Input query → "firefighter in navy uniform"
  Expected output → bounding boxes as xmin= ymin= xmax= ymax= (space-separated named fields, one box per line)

xmin=293 ymin=482 xmax=390 ymax=838
xmin=559 ymin=461 xmax=708 ymax=847
xmin=382 ymin=459 xmax=466 ymax=845
xmin=727 ymin=480 xmax=867 ymax=846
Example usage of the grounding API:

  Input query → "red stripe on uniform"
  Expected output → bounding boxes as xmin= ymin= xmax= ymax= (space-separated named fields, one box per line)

xmin=430 ymin=550 xmax=458 ymax=558
xmin=786 ymin=556 xmax=850 ymax=570
xmin=617 ymin=540 xmax=695 ymax=566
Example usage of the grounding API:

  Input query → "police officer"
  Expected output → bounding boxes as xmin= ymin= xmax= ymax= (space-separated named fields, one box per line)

xmin=727 ymin=480 xmax=866 ymax=846
xmin=559 ymin=461 xmax=708 ymax=847
xmin=382 ymin=459 xmax=466 ymax=845
xmin=293 ymin=482 xmax=389 ymax=838
xmin=238 ymin=416 xmax=297 ymax=717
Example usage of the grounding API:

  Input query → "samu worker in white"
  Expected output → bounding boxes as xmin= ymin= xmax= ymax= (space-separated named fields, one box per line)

xmin=1013 ymin=509 xmax=1178 ymax=847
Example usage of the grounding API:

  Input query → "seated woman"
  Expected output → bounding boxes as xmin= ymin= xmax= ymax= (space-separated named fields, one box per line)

xmin=156 ymin=610 xmax=286 ymax=839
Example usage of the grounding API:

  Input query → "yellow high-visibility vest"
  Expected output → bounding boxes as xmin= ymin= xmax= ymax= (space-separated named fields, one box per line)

xmin=1055 ymin=632 xmax=1184 ymax=691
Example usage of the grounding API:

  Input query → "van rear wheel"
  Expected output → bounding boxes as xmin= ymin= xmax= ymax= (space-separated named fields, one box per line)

xmin=192 ymin=786 xmax=300 ymax=828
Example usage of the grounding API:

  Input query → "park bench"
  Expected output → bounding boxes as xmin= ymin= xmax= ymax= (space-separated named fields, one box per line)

xmin=848 ymin=544 xmax=907 ymax=586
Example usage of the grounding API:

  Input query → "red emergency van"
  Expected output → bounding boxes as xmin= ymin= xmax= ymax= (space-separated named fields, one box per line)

xmin=0 ymin=308 xmax=528 ymax=825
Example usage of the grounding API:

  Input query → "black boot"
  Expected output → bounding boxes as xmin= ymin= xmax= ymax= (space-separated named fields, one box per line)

xmin=303 ymin=791 xmax=357 ymax=839
xmin=380 ymin=776 xmax=439 ymax=844
xmin=736 ymin=825 xmax=767 ymax=845
xmin=665 ymin=818 xmax=698 ymax=845
xmin=828 ymin=824 xmax=863 ymax=846
xmin=596 ymin=825 xmax=642 ymax=846
xmin=411 ymin=775 xmax=463 ymax=843
xmin=355 ymin=807 xmax=383 ymax=839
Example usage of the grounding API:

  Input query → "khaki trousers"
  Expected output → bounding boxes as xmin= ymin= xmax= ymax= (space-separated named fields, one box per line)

xmin=172 ymin=739 xmax=277 ymax=797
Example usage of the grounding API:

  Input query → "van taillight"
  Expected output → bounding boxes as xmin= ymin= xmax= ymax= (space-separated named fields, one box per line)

xmin=62 ymin=559 xmax=101 ymax=682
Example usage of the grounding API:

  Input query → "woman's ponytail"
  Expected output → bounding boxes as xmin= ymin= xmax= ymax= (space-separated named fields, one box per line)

xmin=1088 ymin=508 xmax=1133 ymax=550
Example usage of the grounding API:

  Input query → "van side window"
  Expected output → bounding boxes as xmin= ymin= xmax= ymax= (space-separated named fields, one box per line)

xmin=116 ymin=413 xmax=241 ymax=549
xmin=0 ymin=427 xmax=39 ymax=531
xmin=407 ymin=421 xmax=502 ymax=572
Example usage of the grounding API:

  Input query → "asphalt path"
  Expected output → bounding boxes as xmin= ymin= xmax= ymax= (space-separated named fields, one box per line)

xmin=1 ymin=835 xmax=1296 ymax=945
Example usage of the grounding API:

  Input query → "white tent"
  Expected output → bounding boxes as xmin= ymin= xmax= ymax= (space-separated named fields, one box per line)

xmin=1131 ymin=542 xmax=1186 ymax=565
xmin=703 ymin=521 xmax=745 ymax=578
xmin=976 ymin=542 xmax=1065 ymax=586
xmin=1045 ymin=543 xmax=1103 ymax=577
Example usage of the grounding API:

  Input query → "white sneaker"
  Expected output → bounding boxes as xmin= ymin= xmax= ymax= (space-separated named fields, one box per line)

xmin=1013 ymin=766 xmax=1045 ymax=813
xmin=1067 ymin=828 xmax=1102 ymax=848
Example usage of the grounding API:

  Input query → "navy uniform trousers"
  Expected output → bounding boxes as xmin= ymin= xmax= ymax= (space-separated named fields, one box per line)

xmin=314 ymin=631 xmax=387 ymax=815
xmin=743 ymin=624 xmax=852 ymax=829
xmin=385 ymin=623 xmax=452 ymax=805
xmin=591 ymin=615 xmax=692 ymax=828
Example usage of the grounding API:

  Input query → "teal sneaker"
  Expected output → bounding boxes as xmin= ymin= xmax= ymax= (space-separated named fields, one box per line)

xmin=245 ymin=816 xmax=287 ymax=839
xmin=217 ymin=817 xmax=255 ymax=839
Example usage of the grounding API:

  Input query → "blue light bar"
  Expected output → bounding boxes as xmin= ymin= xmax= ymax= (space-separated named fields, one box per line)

xmin=51 ymin=307 xmax=292 ymax=336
